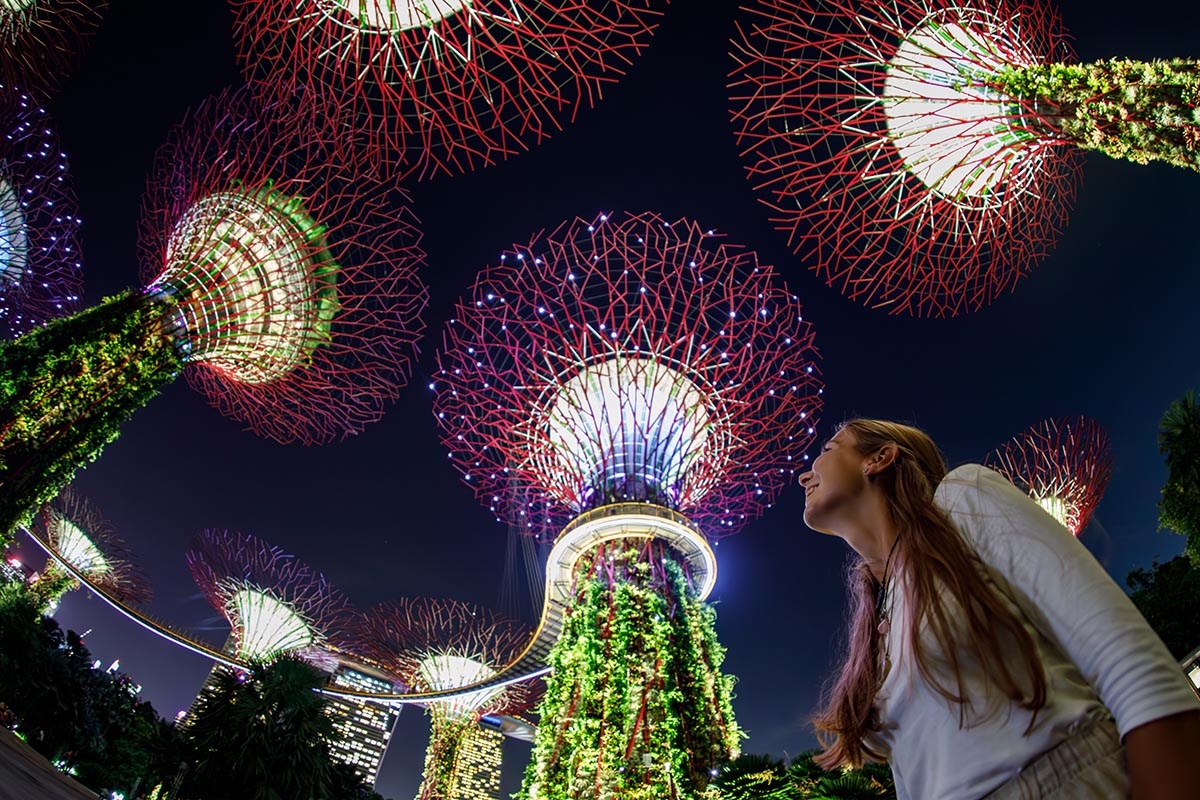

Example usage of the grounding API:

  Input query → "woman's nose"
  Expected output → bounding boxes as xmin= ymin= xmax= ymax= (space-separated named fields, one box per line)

xmin=798 ymin=471 xmax=814 ymax=487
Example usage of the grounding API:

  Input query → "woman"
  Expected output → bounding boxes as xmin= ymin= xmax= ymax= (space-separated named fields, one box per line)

xmin=799 ymin=419 xmax=1200 ymax=799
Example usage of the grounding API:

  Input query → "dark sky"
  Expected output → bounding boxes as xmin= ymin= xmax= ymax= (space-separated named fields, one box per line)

xmin=10 ymin=0 xmax=1200 ymax=796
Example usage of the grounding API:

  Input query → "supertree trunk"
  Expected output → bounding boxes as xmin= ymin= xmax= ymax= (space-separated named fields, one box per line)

xmin=520 ymin=538 xmax=739 ymax=800
xmin=993 ymin=58 xmax=1200 ymax=171
xmin=0 ymin=290 xmax=181 ymax=537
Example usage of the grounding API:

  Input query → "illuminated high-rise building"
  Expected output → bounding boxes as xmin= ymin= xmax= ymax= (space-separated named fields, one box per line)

xmin=454 ymin=719 xmax=505 ymax=800
xmin=324 ymin=656 xmax=402 ymax=788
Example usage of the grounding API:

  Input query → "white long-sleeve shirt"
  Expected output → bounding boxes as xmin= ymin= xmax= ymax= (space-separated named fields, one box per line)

xmin=867 ymin=464 xmax=1200 ymax=800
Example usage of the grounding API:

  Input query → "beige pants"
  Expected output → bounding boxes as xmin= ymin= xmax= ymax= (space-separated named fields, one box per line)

xmin=984 ymin=713 xmax=1129 ymax=800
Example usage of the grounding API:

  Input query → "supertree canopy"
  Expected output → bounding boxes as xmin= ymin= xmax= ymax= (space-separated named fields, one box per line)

xmin=732 ymin=0 xmax=1200 ymax=316
xmin=187 ymin=529 xmax=357 ymax=664
xmin=231 ymin=0 xmax=665 ymax=179
xmin=0 ymin=82 xmax=83 ymax=338
xmin=358 ymin=597 xmax=533 ymax=800
xmin=0 ymin=1 xmax=106 ymax=99
xmin=433 ymin=211 xmax=822 ymax=799
xmin=0 ymin=87 xmax=427 ymax=540
xmin=985 ymin=414 xmax=1113 ymax=535
xmin=25 ymin=487 xmax=152 ymax=610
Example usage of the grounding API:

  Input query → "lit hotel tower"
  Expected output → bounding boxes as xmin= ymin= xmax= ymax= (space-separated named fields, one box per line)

xmin=433 ymin=211 xmax=822 ymax=798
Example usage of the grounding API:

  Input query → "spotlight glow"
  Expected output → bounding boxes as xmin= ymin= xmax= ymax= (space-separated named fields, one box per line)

xmin=54 ymin=519 xmax=109 ymax=577
xmin=418 ymin=654 xmax=501 ymax=719
xmin=534 ymin=356 xmax=715 ymax=510
xmin=0 ymin=177 xmax=28 ymax=287
xmin=885 ymin=21 xmax=1037 ymax=200
xmin=1035 ymin=494 xmax=1069 ymax=529
xmin=229 ymin=587 xmax=314 ymax=660
xmin=330 ymin=0 xmax=470 ymax=31
xmin=160 ymin=187 xmax=338 ymax=384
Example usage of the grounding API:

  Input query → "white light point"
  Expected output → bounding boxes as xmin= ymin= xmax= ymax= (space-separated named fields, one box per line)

xmin=884 ymin=21 xmax=1036 ymax=200
xmin=161 ymin=191 xmax=328 ymax=384
xmin=336 ymin=0 xmax=470 ymax=31
xmin=540 ymin=357 xmax=714 ymax=508
xmin=1036 ymin=494 xmax=1072 ymax=532
xmin=230 ymin=588 xmax=315 ymax=660
xmin=55 ymin=520 xmax=110 ymax=578
xmin=418 ymin=654 xmax=500 ymax=719
xmin=0 ymin=178 xmax=28 ymax=287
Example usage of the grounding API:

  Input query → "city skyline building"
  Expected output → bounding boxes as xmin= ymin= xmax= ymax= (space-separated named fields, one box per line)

xmin=454 ymin=719 xmax=505 ymax=800
xmin=324 ymin=655 xmax=403 ymax=788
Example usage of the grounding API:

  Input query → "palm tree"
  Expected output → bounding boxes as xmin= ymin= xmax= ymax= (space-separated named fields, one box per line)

xmin=714 ymin=753 xmax=794 ymax=799
xmin=1158 ymin=391 xmax=1200 ymax=562
xmin=180 ymin=656 xmax=343 ymax=800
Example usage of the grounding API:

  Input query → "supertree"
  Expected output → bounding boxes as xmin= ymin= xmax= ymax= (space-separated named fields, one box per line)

xmin=24 ymin=487 xmax=152 ymax=611
xmin=984 ymin=414 xmax=1113 ymax=535
xmin=0 ymin=1 xmax=106 ymax=100
xmin=186 ymin=528 xmax=357 ymax=664
xmin=0 ymin=86 xmax=427 ymax=540
xmin=730 ymin=0 xmax=1200 ymax=316
xmin=231 ymin=0 xmax=666 ymax=179
xmin=433 ymin=211 xmax=823 ymax=799
xmin=358 ymin=597 xmax=533 ymax=800
xmin=0 ymin=82 xmax=83 ymax=338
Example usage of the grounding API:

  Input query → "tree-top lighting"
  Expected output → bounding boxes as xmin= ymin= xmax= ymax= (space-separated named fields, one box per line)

xmin=433 ymin=210 xmax=822 ymax=798
xmin=731 ymin=0 xmax=1200 ymax=316
xmin=358 ymin=597 xmax=533 ymax=800
xmin=232 ymin=0 xmax=667 ymax=179
xmin=0 ymin=82 xmax=82 ymax=339
xmin=0 ymin=87 xmax=427 ymax=541
xmin=187 ymin=529 xmax=357 ymax=664
xmin=26 ymin=487 xmax=153 ymax=610
xmin=985 ymin=414 xmax=1114 ymax=536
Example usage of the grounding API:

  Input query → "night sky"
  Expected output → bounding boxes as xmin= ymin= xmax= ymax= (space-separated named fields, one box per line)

xmin=10 ymin=0 xmax=1200 ymax=796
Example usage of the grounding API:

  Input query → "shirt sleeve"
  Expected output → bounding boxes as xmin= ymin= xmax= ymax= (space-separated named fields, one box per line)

xmin=935 ymin=463 xmax=1200 ymax=738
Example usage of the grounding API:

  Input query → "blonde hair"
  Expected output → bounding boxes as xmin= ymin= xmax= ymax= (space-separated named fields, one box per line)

xmin=812 ymin=419 xmax=1046 ymax=769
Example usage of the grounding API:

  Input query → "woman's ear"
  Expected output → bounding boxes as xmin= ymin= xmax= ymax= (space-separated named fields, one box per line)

xmin=864 ymin=442 xmax=899 ymax=476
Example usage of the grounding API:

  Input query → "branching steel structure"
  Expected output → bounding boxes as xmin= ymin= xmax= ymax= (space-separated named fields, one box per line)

xmin=731 ymin=0 xmax=1088 ymax=316
xmin=0 ymin=82 xmax=83 ymax=338
xmin=359 ymin=597 xmax=532 ymax=799
xmin=985 ymin=414 xmax=1113 ymax=535
xmin=733 ymin=0 xmax=1200 ymax=316
xmin=232 ymin=0 xmax=666 ymax=179
xmin=0 ymin=0 xmax=106 ymax=99
xmin=187 ymin=528 xmax=358 ymax=664
xmin=0 ymin=87 xmax=427 ymax=537
xmin=433 ymin=210 xmax=822 ymax=798
xmin=26 ymin=487 xmax=152 ymax=607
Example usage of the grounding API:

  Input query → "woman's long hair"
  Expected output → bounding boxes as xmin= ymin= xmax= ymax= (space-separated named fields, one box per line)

xmin=812 ymin=419 xmax=1047 ymax=769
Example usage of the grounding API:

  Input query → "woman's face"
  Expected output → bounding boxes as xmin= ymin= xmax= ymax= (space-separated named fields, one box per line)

xmin=798 ymin=427 xmax=871 ymax=534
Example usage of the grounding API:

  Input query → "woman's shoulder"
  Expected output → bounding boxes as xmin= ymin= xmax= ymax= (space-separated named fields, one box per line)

xmin=935 ymin=463 xmax=1015 ymax=508
xmin=934 ymin=463 xmax=1070 ymax=549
